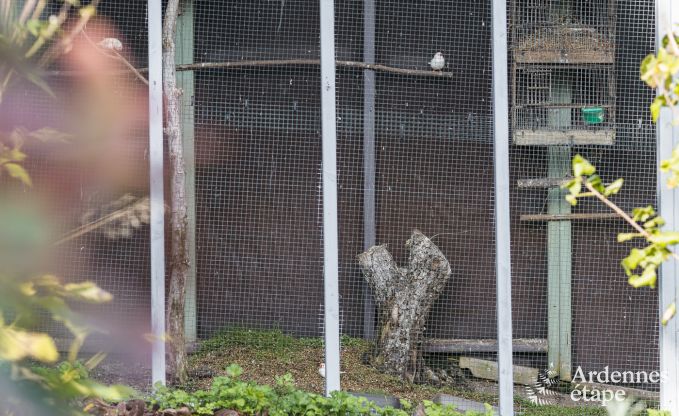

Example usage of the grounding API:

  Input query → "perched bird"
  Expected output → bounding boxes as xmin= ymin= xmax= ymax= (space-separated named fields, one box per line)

xmin=317 ymin=363 xmax=346 ymax=378
xmin=429 ymin=52 xmax=445 ymax=71
xmin=97 ymin=37 xmax=124 ymax=52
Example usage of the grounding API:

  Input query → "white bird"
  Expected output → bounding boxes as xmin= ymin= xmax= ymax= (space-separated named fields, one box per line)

xmin=429 ymin=52 xmax=445 ymax=71
xmin=97 ymin=37 xmax=123 ymax=52
xmin=317 ymin=363 xmax=346 ymax=378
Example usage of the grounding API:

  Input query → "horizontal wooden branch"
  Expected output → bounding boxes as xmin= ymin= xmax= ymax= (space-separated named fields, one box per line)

xmin=520 ymin=213 xmax=623 ymax=222
xmin=517 ymin=177 xmax=573 ymax=188
xmin=46 ymin=59 xmax=456 ymax=78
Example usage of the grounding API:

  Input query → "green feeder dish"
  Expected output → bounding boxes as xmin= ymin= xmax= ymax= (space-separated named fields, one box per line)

xmin=582 ymin=107 xmax=605 ymax=125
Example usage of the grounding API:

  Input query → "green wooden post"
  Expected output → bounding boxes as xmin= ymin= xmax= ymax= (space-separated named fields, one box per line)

xmin=175 ymin=0 xmax=197 ymax=344
xmin=546 ymin=77 xmax=572 ymax=381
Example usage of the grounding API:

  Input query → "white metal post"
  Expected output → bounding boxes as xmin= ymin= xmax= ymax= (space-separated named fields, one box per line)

xmin=148 ymin=0 xmax=166 ymax=386
xmin=319 ymin=0 xmax=341 ymax=396
xmin=491 ymin=0 xmax=514 ymax=413
xmin=657 ymin=1 xmax=679 ymax=411
xmin=658 ymin=109 xmax=679 ymax=412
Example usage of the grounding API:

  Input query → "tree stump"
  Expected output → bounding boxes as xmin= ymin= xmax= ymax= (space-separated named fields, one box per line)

xmin=357 ymin=230 xmax=452 ymax=382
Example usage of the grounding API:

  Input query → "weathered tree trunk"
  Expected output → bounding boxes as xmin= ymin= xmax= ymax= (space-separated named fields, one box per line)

xmin=357 ymin=230 xmax=452 ymax=382
xmin=162 ymin=0 xmax=189 ymax=384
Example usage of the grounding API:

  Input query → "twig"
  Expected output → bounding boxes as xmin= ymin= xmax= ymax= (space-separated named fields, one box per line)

xmin=81 ymin=28 xmax=149 ymax=85
xmin=52 ymin=197 xmax=150 ymax=247
xmin=45 ymin=58 xmax=457 ymax=79
xmin=584 ymin=180 xmax=679 ymax=261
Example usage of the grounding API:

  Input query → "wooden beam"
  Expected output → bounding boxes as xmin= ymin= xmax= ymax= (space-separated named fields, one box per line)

xmin=513 ymin=50 xmax=614 ymax=65
xmin=514 ymin=129 xmax=615 ymax=146
xmin=520 ymin=213 xmax=622 ymax=222
xmin=459 ymin=356 xmax=539 ymax=386
xmin=362 ymin=0 xmax=376 ymax=341
xmin=423 ymin=338 xmax=547 ymax=354
xmin=176 ymin=0 xmax=197 ymax=344
xmin=546 ymin=75 xmax=573 ymax=381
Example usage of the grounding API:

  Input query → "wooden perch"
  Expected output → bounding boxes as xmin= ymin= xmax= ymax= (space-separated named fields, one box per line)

xmin=357 ymin=230 xmax=452 ymax=381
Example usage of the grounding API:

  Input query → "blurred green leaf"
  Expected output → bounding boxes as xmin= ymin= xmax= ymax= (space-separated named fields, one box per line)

xmin=622 ymin=248 xmax=646 ymax=276
xmin=662 ymin=303 xmax=677 ymax=326
xmin=572 ymin=154 xmax=596 ymax=177
xmin=603 ymin=178 xmax=624 ymax=196
xmin=4 ymin=162 xmax=32 ymax=186
xmin=628 ymin=265 xmax=657 ymax=289
xmin=63 ymin=282 xmax=113 ymax=303
xmin=617 ymin=233 xmax=642 ymax=243
xmin=651 ymin=231 xmax=679 ymax=246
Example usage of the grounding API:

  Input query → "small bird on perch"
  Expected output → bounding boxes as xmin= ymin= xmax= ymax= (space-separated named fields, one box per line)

xmin=429 ymin=52 xmax=445 ymax=71
xmin=317 ymin=363 xmax=346 ymax=378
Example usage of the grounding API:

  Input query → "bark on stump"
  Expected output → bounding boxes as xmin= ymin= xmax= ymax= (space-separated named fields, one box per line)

xmin=357 ymin=230 xmax=452 ymax=382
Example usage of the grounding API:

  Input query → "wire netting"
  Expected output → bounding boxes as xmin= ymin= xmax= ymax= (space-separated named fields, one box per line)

xmin=4 ymin=0 xmax=664 ymax=409
xmin=509 ymin=0 xmax=659 ymax=409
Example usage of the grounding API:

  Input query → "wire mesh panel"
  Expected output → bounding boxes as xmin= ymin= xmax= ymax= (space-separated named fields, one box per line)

xmin=334 ymin=0 xmax=500 ymax=408
xmin=510 ymin=0 xmax=659 ymax=410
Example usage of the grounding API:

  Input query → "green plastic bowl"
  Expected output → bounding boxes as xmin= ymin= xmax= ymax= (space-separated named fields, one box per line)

xmin=582 ymin=107 xmax=605 ymax=125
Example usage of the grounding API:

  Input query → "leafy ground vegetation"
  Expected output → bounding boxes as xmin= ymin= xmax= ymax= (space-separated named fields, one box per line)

xmin=147 ymin=328 xmax=611 ymax=416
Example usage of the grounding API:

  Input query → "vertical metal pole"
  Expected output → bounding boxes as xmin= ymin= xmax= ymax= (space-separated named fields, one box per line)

xmin=658 ymin=108 xmax=679 ymax=413
xmin=362 ymin=0 xmax=376 ymax=341
xmin=491 ymin=0 xmax=514 ymax=413
xmin=148 ymin=0 xmax=166 ymax=386
xmin=320 ymin=0 xmax=341 ymax=396
xmin=176 ymin=0 xmax=197 ymax=345
xmin=657 ymin=2 xmax=679 ymax=412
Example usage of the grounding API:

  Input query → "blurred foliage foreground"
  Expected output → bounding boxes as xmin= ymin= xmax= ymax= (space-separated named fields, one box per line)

xmin=1 ymin=1 xmax=137 ymax=415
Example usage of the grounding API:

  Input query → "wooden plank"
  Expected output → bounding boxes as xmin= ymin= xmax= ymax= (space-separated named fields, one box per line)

xmin=176 ymin=0 xmax=197 ymax=343
xmin=459 ymin=356 xmax=539 ymax=386
xmin=514 ymin=129 xmax=615 ymax=146
xmin=362 ymin=0 xmax=376 ymax=341
xmin=423 ymin=338 xmax=547 ymax=353
xmin=547 ymin=75 xmax=572 ymax=382
xmin=517 ymin=177 xmax=573 ymax=188
xmin=513 ymin=50 xmax=614 ymax=65
xmin=520 ymin=213 xmax=621 ymax=222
